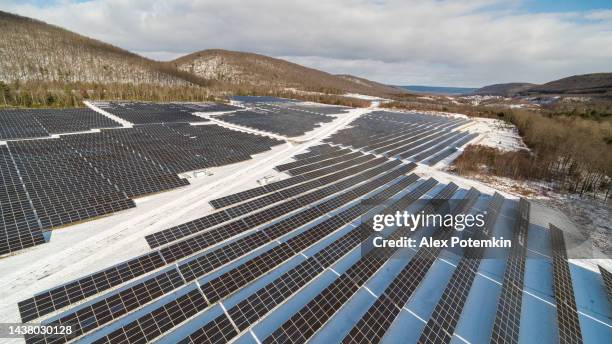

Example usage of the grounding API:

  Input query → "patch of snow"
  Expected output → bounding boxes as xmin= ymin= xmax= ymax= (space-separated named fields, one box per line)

xmin=468 ymin=117 xmax=528 ymax=152
xmin=343 ymin=93 xmax=388 ymax=101
xmin=460 ymin=95 xmax=503 ymax=106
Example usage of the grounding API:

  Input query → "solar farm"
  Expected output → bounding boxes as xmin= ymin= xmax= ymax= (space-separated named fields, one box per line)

xmin=0 ymin=97 xmax=610 ymax=344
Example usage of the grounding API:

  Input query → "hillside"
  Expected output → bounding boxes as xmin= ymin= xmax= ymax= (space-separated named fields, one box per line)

xmin=171 ymin=49 xmax=403 ymax=97
xmin=520 ymin=73 xmax=612 ymax=96
xmin=0 ymin=11 xmax=208 ymax=86
xmin=473 ymin=83 xmax=535 ymax=97
xmin=474 ymin=74 xmax=612 ymax=98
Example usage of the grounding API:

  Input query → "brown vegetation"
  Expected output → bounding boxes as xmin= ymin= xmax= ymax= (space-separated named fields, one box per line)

xmin=381 ymin=100 xmax=506 ymax=118
xmin=0 ymin=80 xmax=214 ymax=108
xmin=452 ymin=109 xmax=612 ymax=198
xmin=0 ymin=80 xmax=371 ymax=108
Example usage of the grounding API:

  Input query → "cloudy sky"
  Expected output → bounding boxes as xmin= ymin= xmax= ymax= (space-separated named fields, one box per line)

xmin=2 ymin=0 xmax=612 ymax=87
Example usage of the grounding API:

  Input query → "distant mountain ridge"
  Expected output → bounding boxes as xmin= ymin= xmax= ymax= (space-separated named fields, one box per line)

xmin=520 ymin=73 xmax=612 ymax=96
xmin=472 ymin=83 xmax=535 ymax=97
xmin=474 ymin=73 xmax=612 ymax=97
xmin=398 ymin=85 xmax=478 ymax=95
xmin=0 ymin=10 xmax=404 ymax=98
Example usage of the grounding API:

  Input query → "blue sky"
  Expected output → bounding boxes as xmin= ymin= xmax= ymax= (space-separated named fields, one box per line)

xmin=2 ymin=0 xmax=611 ymax=86
xmin=519 ymin=0 xmax=612 ymax=13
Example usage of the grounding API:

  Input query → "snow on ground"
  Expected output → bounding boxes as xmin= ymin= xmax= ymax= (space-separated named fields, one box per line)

xmin=545 ymin=194 xmax=612 ymax=258
xmin=343 ymin=93 xmax=389 ymax=101
xmin=459 ymin=95 xmax=504 ymax=106
xmin=468 ymin=117 xmax=528 ymax=152
xmin=282 ymin=87 xmax=327 ymax=96
xmin=439 ymin=170 xmax=612 ymax=260
xmin=417 ymin=95 xmax=434 ymax=100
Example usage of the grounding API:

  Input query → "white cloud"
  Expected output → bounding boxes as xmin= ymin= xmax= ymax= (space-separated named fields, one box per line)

xmin=1 ymin=0 xmax=611 ymax=86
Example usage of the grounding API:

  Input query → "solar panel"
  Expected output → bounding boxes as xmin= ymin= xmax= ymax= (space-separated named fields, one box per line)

xmin=177 ymin=313 xmax=238 ymax=344
xmin=370 ymin=126 xmax=437 ymax=154
xmin=599 ymin=265 xmax=612 ymax=302
xmin=417 ymin=193 xmax=505 ymax=344
xmin=286 ymin=151 xmax=363 ymax=176
xmin=61 ymin=133 xmax=189 ymax=198
xmin=91 ymin=288 xmax=208 ymax=344
xmin=211 ymin=159 xmax=345 ymax=208
xmin=425 ymin=133 xmax=478 ymax=166
xmin=397 ymin=131 xmax=460 ymax=159
xmin=293 ymin=144 xmax=342 ymax=160
xmin=0 ymin=109 xmax=49 ymax=140
xmin=325 ymin=111 xmax=470 ymax=159
xmin=410 ymin=131 xmax=470 ymax=162
xmin=8 ymin=138 xmax=136 ymax=230
xmin=24 ymin=269 xmax=185 ymax=344
xmin=0 ymin=145 xmax=45 ymax=255
xmin=490 ymin=198 xmax=530 ymax=344
xmin=274 ymin=147 xmax=351 ymax=172
xmin=263 ymin=274 xmax=359 ymax=344
xmin=342 ymin=188 xmax=480 ymax=344
xmin=218 ymin=108 xmax=334 ymax=137
xmin=184 ymin=165 xmax=415 ymax=297
xmin=549 ymin=224 xmax=583 ymax=344
xmin=103 ymin=124 xmax=282 ymax=174
xmin=18 ymin=251 xmax=166 ymax=322
xmin=94 ymin=101 xmax=211 ymax=124
xmin=0 ymin=108 xmax=121 ymax=140
xmin=129 ymin=175 xmax=418 ymax=339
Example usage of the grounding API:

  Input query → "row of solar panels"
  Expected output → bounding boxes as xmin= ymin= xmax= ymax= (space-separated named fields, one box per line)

xmin=215 ymin=99 xmax=350 ymax=137
xmin=0 ymin=123 xmax=283 ymax=256
xmin=0 ymin=108 xmax=121 ymax=140
xmin=16 ymin=145 xmax=610 ymax=343
xmin=325 ymin=110 xmax=475 ymax=165
xmin=92 ymin=101 xmax=242 ymax=125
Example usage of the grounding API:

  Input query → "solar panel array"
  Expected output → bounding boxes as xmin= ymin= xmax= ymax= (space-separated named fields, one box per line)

xmin=550 ymin=224 xmax=583 ymax=344
xmin=61 ymin=133 xmax=189 ymax=197
xmin=7 ymin=103 xmax=609 ymax=344
xmin=146 ymin=155 xmax=390 ymax=248
xmin=104 ymin=124 xmax=282 ymax=174
xmin=218 ymin=109 xmax=334 ymax=137
xmin=0 ymin=108 xmax=282 ymax=255
xmin=341 ymin=188 xmax=480 ymax=344
xmin=600 ymin=265 xmax=612 ymax=302
xmin=19 ymin=155 xmax=418 ymax=343
xmin=9 ymin=139 xmax=136 ymax=229
xmin=325 ymin=110 xmax=476 ymax=164
xmin=418 ymin=193 xmax=504 ymax=344
xmin=263 ymin=181 xmax=459 ymax=343
xmin=490 ymin=199 xmax=530 ymax=344
xmin=0 ymin=146 xmax=45 ymax=255
xmin=0 ymin=108 xmax=121 ymax=140
xmin=215 ymin=100 xmax=348 ymax=137
xmin=94 ymin=101 xmax=211 ymax=124
xmin=17 ymin=153 xmax=410 ymax=319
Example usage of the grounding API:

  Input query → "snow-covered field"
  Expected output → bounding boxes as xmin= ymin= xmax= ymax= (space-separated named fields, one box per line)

xmin=467 ymin=117 xmax=528 ymax=152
